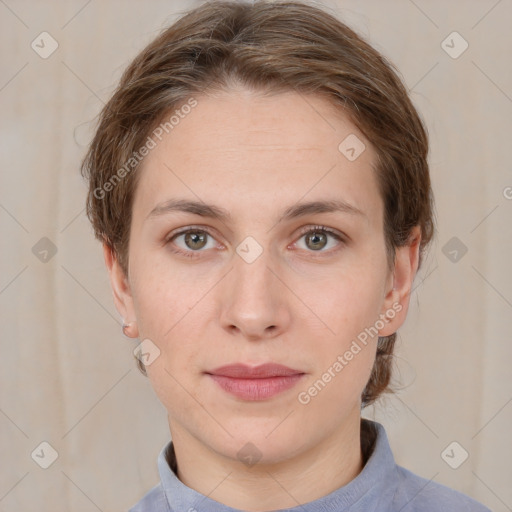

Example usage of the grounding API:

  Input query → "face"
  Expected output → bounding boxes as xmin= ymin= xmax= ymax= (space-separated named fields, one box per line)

xmin=106 ymin=87 xmax=419 ymax=464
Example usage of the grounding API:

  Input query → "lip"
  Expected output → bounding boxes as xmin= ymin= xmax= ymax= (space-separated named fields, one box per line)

xmin=207 ymin=363 xmax=303 ymax=378
xmin=205 ymin=363 xmax=305 ymax=401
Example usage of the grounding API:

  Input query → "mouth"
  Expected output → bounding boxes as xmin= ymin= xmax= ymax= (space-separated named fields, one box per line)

xmin=205 ymin=363 xmax=306 ymax=401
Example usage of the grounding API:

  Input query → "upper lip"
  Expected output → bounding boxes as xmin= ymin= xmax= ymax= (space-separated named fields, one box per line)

xmin=206 ymin=363 xmax=304 ymax=379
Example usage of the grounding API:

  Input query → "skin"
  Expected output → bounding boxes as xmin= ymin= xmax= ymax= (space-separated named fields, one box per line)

xmin=104 ymin=87 xmax=420 ymax=511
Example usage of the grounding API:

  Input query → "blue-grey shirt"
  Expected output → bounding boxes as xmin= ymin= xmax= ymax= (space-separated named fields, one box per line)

xmin=129 ymin=419 xmax=492 ymax=511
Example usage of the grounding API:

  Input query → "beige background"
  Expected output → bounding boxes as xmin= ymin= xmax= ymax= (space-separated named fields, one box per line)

xmin=1 ymin=0 xmax=511 ymax=510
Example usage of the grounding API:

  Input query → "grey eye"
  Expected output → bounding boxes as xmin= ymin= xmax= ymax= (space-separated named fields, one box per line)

xmin=296 ymin=228 xmax=341 ymax=252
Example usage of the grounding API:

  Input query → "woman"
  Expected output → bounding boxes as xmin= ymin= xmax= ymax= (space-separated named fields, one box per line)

xmin=81 ymin=1 xmax=491 ymax=510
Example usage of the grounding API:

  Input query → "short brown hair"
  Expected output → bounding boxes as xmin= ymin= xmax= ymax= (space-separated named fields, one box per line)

xmin=81 ymin=0 xmax=434 ymax=407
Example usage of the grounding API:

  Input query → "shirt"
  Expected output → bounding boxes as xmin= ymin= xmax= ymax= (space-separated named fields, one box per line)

xmin=128 ymin=419 xmax=492 ymax=511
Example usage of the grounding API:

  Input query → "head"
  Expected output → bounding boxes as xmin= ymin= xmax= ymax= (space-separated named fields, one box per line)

xmin=81 ymin=0 xmax=434 ymax=461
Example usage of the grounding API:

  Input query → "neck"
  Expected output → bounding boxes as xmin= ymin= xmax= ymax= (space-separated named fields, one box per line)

xmin=168 ymin=412 xmax=365 ymax=511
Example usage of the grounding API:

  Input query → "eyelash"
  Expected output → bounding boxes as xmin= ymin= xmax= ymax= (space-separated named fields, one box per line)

xmin=165 ymin=224 xmax=345 ymax=259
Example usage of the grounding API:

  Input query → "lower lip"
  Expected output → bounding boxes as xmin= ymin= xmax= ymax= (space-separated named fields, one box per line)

xmin=207 ymin=374 xmax=305 ymax=401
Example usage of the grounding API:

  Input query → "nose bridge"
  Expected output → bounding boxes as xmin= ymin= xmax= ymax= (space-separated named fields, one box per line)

xmin=232 ymin=239 xmax=276 ymax=302
xmin=220 ymin=237 xmax=290 ymax=338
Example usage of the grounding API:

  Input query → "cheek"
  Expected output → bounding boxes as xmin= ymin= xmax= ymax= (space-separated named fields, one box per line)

xmin=296 ymin=262 xmax=386 ymax=395
xmin=134 ymin=267 xmax=205 ymax=417
xmin=306 ymin=262 xmax=387 ymax=343
xmin=129 ymin=254 xmax=208 ymax=365
xmin=297 ymin=284 xmax=380 ymax=416
xmin=130 ymin=251 xmax=194 ymax=336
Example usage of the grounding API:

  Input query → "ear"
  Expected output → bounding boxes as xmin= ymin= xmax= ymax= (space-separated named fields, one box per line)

xmin=378 ymin=226 xmax=421 ymax=336
xmin=103 ymin=242 xmax=139 ymax=338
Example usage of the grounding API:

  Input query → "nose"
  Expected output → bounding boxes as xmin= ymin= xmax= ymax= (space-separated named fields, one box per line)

xmin=219 ymin=247 xmax=291 ymax=341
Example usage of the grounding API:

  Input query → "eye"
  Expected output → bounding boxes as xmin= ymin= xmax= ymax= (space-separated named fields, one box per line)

xmin=165 ymin=224 xmax=345 ymax=259
xmin=294 ymin=225 xmax=344 ymax=253
xmin=166 ymin=227 xmax=218 ymax=258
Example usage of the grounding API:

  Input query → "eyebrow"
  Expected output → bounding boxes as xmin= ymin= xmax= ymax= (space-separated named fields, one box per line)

xmin=146 ymin=198 xmax=366 ymax=223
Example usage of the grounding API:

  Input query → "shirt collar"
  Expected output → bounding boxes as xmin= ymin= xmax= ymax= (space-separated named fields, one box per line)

xmin=157 ymin=418 xmax=398 ymax=512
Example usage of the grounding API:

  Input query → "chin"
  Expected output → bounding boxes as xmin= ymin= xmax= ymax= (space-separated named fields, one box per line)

xmin=207 ymin=422 xmax=306 ymax=466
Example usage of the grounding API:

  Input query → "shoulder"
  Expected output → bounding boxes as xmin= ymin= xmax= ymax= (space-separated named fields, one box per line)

xmin=128 ymin=482 xmax=170 ymax=512
xmin=393 ymin=465 xmax=492 ymax=512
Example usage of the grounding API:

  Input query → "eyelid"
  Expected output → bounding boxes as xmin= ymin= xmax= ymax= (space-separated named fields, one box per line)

xmin=164 ymin=224 xmax=221 ymax=243
xmin=294 ymin=224 xmax=346 ymax=242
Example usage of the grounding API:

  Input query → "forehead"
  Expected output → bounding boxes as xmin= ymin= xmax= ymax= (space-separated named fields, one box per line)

xmin=132 ymin=88 xmax=382 ymax=226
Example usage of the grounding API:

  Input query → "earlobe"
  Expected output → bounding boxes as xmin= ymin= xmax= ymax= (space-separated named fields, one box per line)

xmin=378 ymin=227 xmax=421 ymax=337
xmin=122 ymin=321 xmax=139 ymax=338
xmin=103 ymin=243 xmax=139 ymax=338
